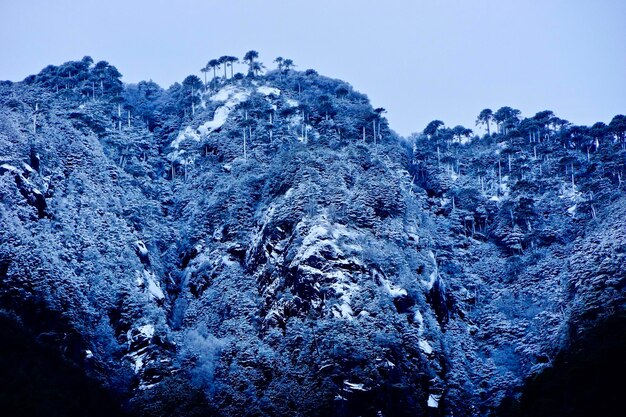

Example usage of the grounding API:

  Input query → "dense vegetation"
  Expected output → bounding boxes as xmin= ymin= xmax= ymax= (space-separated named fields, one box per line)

xmin=0 ymin=55 xmax=624 ymax=416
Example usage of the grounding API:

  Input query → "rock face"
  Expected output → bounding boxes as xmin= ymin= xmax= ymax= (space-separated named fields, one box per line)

xmin=1 ymin=59 xmax=625 ymax=416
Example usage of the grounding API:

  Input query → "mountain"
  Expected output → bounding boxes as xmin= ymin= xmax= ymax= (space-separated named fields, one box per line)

xmin=0 ymin=56 xmax=624 ymax=417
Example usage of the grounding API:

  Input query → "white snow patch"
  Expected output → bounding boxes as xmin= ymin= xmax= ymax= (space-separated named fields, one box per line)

xmin=319 ymin=363 xmax=333 ymax=372
xmin=344 ymin=381 xmax=368 ymax=392
xmin=131 ymin=352 xmax=147 ymax=373
xmin=144 ymin=271 xmax=165 ymax=301
xmin=423 ymin=251 xmax=438 ymax=290
xmin=419 ymin=339 xmax=433 ymax=355
xmin=381 ymin=277 xmax=407 ymax=298
xmin=428 ymin=394 xmax=441 ymax=408
xmin=567 ymin=204 xmax=577 ymax=216
xmin=196 ymin=105 xmax=231 ymax=134
xmin=285 ymin=98 xmax=298 ymax=107
xmin=257 ymin=86 xmax=280 ymax=96
xmin=170 ymin=126 xmax=201 ymax=150
xmin=135 ymin=270 xmax=145 ymax=287
xmin=329 ymin=280 xmax=358 ymax=304
xmin=407 ymin=232 xmax=420 ymax=245
xmin=333 ymin=303 xmax=354 ymax=320
xmin=169 ymin=85 xmax=251 ymax=155
xmin=22 ymin=163 xmax=37 ymax=174
xmin=136 ymin=240 xmax=148 ymax=256
xmin=414 ymin=310 xmax=424 ymax=335
xmin=138 ymin=324 xmax=155 ymax=340
xmin=0 ymin=163 xmax=18 ymax=173
xmin=85 ymin=350 xmax=94 ymax=359
xmin=210 ymin=85 xmax=239 ymax=102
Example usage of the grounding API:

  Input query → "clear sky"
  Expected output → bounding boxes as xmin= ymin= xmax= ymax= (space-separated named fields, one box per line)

xmin=1 ymin=0 xmax=624 ymax=136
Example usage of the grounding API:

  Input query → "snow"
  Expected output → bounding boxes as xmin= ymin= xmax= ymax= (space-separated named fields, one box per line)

xmin=319 ymin=363 xmax=333 ymax=372
xmin=381 ymin=277 xmax=407 ymax=298
xmin=197 ymin=105 xmax=231 ymax=134
xmin=85 ymin=350 xmax=94 ymax=359
xmin=221 ymin=255 xmax=236 ymax=266
xmin=210 ymin=85 xmax=241 ymax=102
xmin=144 ymin=271 xmax=165 ymax=301
xmin=423 ymin=251 xmax=438 ymax=290
xmin=22 ymin=163 xmax=37 ymax=174
xmin=567 ymin=204 xmax=577 ymax=216
xmin=344 ymin=381 xmax=368 ymax=392
xmin=135 ymin=270 xmax=144 ymax=287
xmin=0 ymin=163 xmax=18 ymax=173
xmin=333 ymin=303 xmax=354 ymax=320
xmin=136 ymin=240 xmax=148 ymax=256
xmin=407 ymin=232 xmax=420 ymax=245
xmin=126 ymin=325 xmax=155 ymax=374
xmin=296 ymin=225 xmax=343 ymax=263
xmin=170 ymin=85 xmax=251 ymax=154
xmin=414 ymin=310 xmax=424 ymax=335
xmin=170 ymin=126 xmax=201 ymax=150
xmin=419 ymin=339 xmax=433 ymax=355
xmin=131 ymin=351 xmax=146 ymax=373
xmin=138 ymin=324 xmax=155 ymax=339
xmin=285 ymin=98 xmax=298 ymax=107
xmin=257 ymin=86 xmax=280 ymax=96
xmin=427 ymin=394 xmax=441 ymax=408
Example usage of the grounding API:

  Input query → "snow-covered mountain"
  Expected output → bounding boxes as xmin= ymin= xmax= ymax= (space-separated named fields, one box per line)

xmin=1 ymin=58 xmax=624 ymax=417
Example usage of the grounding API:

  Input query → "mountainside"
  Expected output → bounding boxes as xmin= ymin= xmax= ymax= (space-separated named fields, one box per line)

xmin=1 ymin=56 xmax=625 ymax=417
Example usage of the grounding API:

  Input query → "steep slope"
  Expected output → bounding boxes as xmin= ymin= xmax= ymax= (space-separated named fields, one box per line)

xmin=1 ymin=59 xmax=624 ymax=417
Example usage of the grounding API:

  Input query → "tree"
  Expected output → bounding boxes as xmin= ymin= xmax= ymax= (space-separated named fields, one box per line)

xmin=200 ymin=65 xmax=209 ymax=90
xmin=452 ymin=125 xmax=472 ymax=142
xmin=218 ymin=56 xmax=229 ymax=79
xmin=282 ymin=59 xmax=294 ymax=72
xmin=208 ymin=59 xmax=220 ymax=79
xmin=424 ymin=120 xmax=444 ymax=137
xmin=494 ymin=106 xmax=521 ymax=135
xmin=609 ymin=114 xmax=626 ymax=146
xmin=182 ymin=75 xmax=203 ymax=115
xmin=243 ymin=50 xmax=259 ymax=76
xmin=207 ymin=59 xmax=221 ymax=89
xmin=274 ymin=57 xmax=284 ymax=71
xmin=533 ymin=110 xmax=555 ymax=127
xmin=225 ymin=56 xmax=238 ymax=78
xmin=250 ymin=61 xmax=265 ymax=77
xmin=335 ymin=84 xmax=349 ymax=101
xmin=476 ymin=109 xmax=493 ymax=136
xmin=372 ymin=108 xmax=386 ymax=143
xmin=591 ymin=122 xmax=608 ymax=143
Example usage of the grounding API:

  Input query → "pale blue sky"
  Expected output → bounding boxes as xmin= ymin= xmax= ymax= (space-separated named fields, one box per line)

xmin=1 ymin=0 xmax=624 ymax=136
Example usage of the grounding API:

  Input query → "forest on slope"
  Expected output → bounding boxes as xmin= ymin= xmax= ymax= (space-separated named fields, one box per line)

xmin=0 ymin=55 xmax=624 ymax=417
